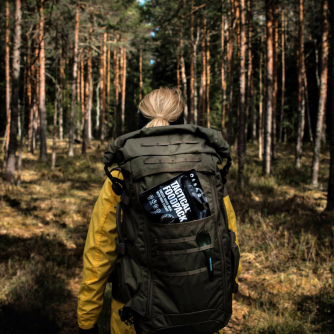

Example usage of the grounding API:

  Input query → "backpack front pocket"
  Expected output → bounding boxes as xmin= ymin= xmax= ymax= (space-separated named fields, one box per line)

xmin=147 ymin=215 xmax=226 ymax=317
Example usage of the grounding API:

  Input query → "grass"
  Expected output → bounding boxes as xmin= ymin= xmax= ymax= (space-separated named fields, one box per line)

xmin=0 ymin=138 xmax=333 ymax=333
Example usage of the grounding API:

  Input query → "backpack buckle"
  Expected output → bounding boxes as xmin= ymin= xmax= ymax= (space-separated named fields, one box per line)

xmin=116 ymin=241 xmax=126 ymax=255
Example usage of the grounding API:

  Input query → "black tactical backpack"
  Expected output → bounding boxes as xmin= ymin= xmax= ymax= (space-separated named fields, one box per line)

xmin=103 ymin=124 xmax=240 ymax=334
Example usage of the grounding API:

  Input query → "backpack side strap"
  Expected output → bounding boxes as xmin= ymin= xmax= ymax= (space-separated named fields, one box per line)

xmin=220 ymin=156 xmax=232 ymax=185
xmin=104 ymin=165 xmax=125 ymax=196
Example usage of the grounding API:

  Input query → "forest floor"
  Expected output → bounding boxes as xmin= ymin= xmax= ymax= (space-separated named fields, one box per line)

xmin=0 ymin=139 xmax=333 ymax=334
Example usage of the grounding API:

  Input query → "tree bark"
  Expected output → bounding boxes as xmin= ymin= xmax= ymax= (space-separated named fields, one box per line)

xmin=39 ymin=0 xmax=47 ymax=162
xmin=279 ymin=5 xmax=285 ymax=144
xmin=327 ymin=0 xmax=334 ymax=211
xmin=246 ymin=0 xmax=254 ymax=142
xmin=106 ymin=35 xmax=111 ymax=135
xmin=295 ymin=0 xmax=305 ymax=168
xmin=139 ymin=45 xmax=143 ymax=101
xmin=80 ymin=53 xmax=85 ymax=133
xmin=180 ymin=34 xmax=188 ymax=123
xmin=235 ymin=0 xmax=241 ymax=148
xmin=69 ymin=3 xmax=79 ymax=157
xmin=189 ymin=0 xmax=195 ymax=124
xmin=263 ymin=0 xmax=274 ymax=175
xmin=259 ymin=40 xmax=264 ymax=159
xmin=27 ymin=32 xmax=32 ymax=151
xmin=176 ymin=47 xmax=180 ymax=91
xmin=121 ymin=41 xmax=127 ymax=134
xmin=59 ymin=47 xmax=64 ymax=141
xmin=206 ymin=26 xmax=211 ymax=128
xmin=4 ymin=0 xmax=21 ymax=183
xmin=96 ymin=82 xmax=100 ymax=130
xmin=200 ymin=20 xmax=207 ymax=127
xmin=194 ymin=26 xmax=200 ymax=125
xmin=221 ymin=1 xmax=227 ymax=135
xmin=87 ymin=18 xmax=93 ymax=141
xmin=113 ymin=35 xmax=119 ymax=139
xmin=82 ymin=41 xmax=90 ymax=154
xmin=304 ymin=68 xmax=313 ymax=143
xmin=271 ymin=1 xmax=278 ymax=160
xmin=311 ymin=0 xmax=329 ymax=187
xmin=238 ymin=0 xmax=246 ymax=187
xmin=4 ymin=0 xmax=11 ymax=165
xmin=227 ymin=0 xmax=235 ymax=143
xmin=52 ymin=35 xmax=58 ymax=170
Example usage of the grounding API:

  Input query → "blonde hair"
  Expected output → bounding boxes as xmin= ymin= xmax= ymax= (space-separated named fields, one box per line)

xmin=138 ymin=87 xmax=185 ymax=128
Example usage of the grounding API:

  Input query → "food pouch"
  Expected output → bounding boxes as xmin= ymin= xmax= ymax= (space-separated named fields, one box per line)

xmin=139 ymin=170 xmax=211 ymax=224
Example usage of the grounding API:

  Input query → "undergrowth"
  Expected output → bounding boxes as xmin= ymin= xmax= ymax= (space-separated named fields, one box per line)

xmin=0 ymin=139 xmax=333 ymax=333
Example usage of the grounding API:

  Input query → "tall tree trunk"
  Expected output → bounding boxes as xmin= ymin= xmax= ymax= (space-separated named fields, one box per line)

xmin=194 ymin=26 xmax=200 ymax=125
xmin=27 ymin=32 xmax=32 ymax=150
xmin=246 ymin=0 xmax=254 ymax=142
xmin=206 ymin=26 xmax=211 ymax=128
xmin=311 ymin=0 xmax=329 ymax=187
xmin=304 ymin=68 xmax=313 ymax=143
xmin=279 ymin=5 xmax=285 ymax=143
xmin=31 ymin=46 xmax=38 ymax=153
xmin=17 ymin=64 xmax=25 ymax=185
xmin=100 ymin=34 xmax=105 ymax=143
xmin=121 ymin=41 xmax=127 ymax=134
xmin=295 ymin=0 xmax=305 ymax=168
xmin=272 ymin=2 xmax=278 ymax=160
xmin=106 ymin=35 xmax=111 ymax=135
xmin=189 ymin=0 xmax=195 ymax=124
xmin=259 ymin=40 xmax=264 ymax=159
xmin=227 ymin=0 xmax=235 ymax=143
xmin=139 ymin=45 xmax=143 ymax=102
xmin=180 ymin=35 xmax=188 ymax=122
xmin=4 ymin=0 xmax=11 ymax=164
xmin=263 ymin=0 xmax=274 ymax=175
xmin=4 ymin=0 xmax=21 ymax=183
xmin=59 ymin=46 xmax=64 ymax=140
xmin=82 ymin=39 xmax=89 ymax=155
xmin=52 ymin=35 xmax=58 ymax=170
xmin=177 ymin=47 xmax=180 ymax=91
xmin=68 ymin=3 xmax=79 ymax=157
xmin=113 ymin=35 xmax=119 ymax=139
xmin=96 ymin=82 xmax=100 ymax=130
xmin=235 ymin=0 xmax=241 ymax=148
xmin=80 ymin=53 xmax=85 ymax=133
xmin=87 ymin=19 xmax=93 ymax=141
xmin=76 ymin=52 xmax=81 ymax=138
xmin=327 ymin=0 xmax=334 ymax=211
xmin=238 ymin=0 xmax=246 ymax=187
xmin=221 ymin=1 xmax=227 ymax=135
xmin=39 ymin=0 xmax=47 ymax=162
xmin=199 ymin=22 xmax=206 ymax=127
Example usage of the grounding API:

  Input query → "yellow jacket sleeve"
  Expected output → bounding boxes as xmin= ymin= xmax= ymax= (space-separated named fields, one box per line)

xmin=77 ymin=171 xmax=123 ymax=330
xmin=223 ymin=194 xmax=242 ymax=280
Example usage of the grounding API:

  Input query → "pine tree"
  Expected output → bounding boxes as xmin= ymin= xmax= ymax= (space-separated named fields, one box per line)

xmin=4 ymin=0 xmax=21 ymax=183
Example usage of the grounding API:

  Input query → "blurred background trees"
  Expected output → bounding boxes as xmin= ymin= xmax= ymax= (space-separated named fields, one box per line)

xmin=0 ymin=0 xmax=333 ymax=208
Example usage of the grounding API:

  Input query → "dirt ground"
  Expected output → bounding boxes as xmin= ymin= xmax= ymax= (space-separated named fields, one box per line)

xmin=1 ymin=140 xmax=333 ymax=333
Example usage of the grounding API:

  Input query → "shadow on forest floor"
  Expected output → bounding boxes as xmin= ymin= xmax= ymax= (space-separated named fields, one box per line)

xmin=0 ymin=140 xmax=333 ymax=333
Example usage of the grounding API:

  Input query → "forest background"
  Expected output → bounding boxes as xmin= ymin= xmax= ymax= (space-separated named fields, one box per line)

xmin=0 ymin=0 xmax=334 ymax=333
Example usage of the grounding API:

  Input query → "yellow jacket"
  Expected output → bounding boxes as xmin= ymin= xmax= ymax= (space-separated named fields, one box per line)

xmin=77 ymin=170 xmax=242 ymax=333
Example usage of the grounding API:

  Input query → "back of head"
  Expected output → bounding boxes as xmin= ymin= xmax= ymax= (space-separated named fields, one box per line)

xmin=138 ymin=87 xmax=185 ymax=128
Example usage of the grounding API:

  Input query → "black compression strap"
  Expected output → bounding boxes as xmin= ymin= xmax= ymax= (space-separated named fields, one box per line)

xmin=220 ymin=156 xmax=232 ymax=184
xmin=104 ymin=165 xmax=125 ymax=196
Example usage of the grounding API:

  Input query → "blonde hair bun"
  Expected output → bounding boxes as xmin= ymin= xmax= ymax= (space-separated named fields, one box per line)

xmin=139 ymin=87 xmax=185 ymax=128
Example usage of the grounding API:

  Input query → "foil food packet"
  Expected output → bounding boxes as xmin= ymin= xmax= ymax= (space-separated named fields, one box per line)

xmin=139 ymin=170 xmax=211 ymax=224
